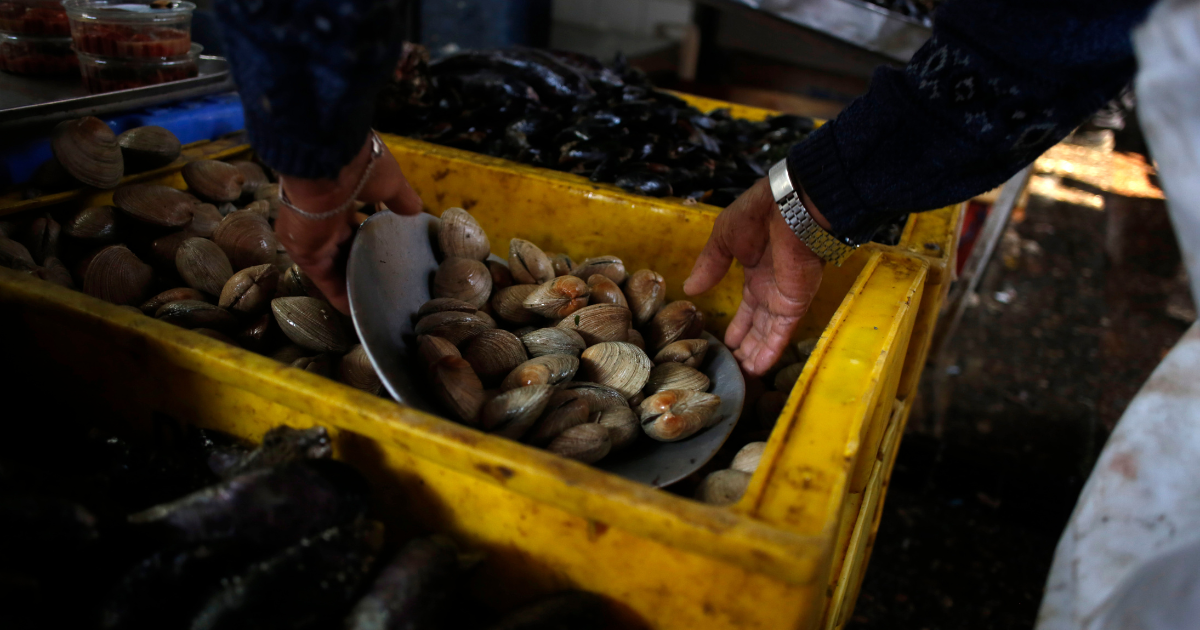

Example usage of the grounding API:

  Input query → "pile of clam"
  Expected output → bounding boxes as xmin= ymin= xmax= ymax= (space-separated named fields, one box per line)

xmin=0 ymin=116 xmax=382 ymax=397
xmin=416 ymin=207 xmax=722 ymax=464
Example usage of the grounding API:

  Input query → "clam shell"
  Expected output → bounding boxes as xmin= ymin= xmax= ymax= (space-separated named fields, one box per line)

xmin=773 ymin=361 xmax=805 ymax=393
xmin=24 ymin=214 xmax=59 ymax=265
xmin=219 ymin=263 xmax=280 ymax=314
xmin=550 ymin=253 xmax=574 ymax=277
xmin=149 ymin=231 xmax=191 ymax=268
xmin=253 ymin=183 xmax=281 ymax=220
xmin=176 ymin=237 xmax=234 ymax=296
xmin=626 ymin=329 xmax=645 ymax=350
xmin=653 ymin=339 xmax=709 ymax=368
xmin=490 ymin=284 xmax=539 ymax=324
xmin=638 ymin=389 xmax=721 ymax=442
xmin=271 ymin=296 xmax=352 ymax=353
xmin=431 ymin=355 xmax=485 ymax=425
xmin=488 ymin=260 xmax=513 ymax=290
xmin=117 ymin=125 xmax=181 ymax=171
xmin=213 ymin=210 xmax=279 ymax=270
xmin=500 ymin=354 xmax=579 ymax=391
xmin=237 ymin=311 xmax=278 ymax=351
xmin=82 ymin=245 xmax=153 ymax=305
xmin=182 ymin=159 xmax=246 ymax=202
xmin=340 ymin=344 xmax=382 ymax=395
xmin=141 ymin=287 xmax=206 ymax=314
xmin=547 ymin=424 xmax=611 ymax=464
xmin=645 ymin=300 xmax=704 ymax=351
xmin=0 ymin=237 xmax=35 ymax=271
xmin=586 ymin=274 xmax=627 ymax=308
xmin=64 ymin=205 xmax=120 ymax=242
xmin=418 ymin=334 xmax=461 ymax=366
xmin=231 ymin=160 xmax=270 ymax=194
xmin=155 ymin=299 xmax=238 ymax=331
xmin=571 ymin=256 xmax=626 ymax=284
xmin=579 ymin=341 xmax=652 ymax=400
xmin=644 ymin=362 xmax=710 ymax=396
xmin=438 ymin=207 xmax=491 ymax=261
xmin=413 ymin=310 xmax=491 ymax=346
xmin=188 ymin=203 xmax=223 ymax=238
xmin=523 ymin=275 xmax=590 ymax=318
xmin=278 ymin=263 xmax=326 ymax=300
xmin=271 ymin=344 xmax=309 ymax=364
xmin=51 ymin=117 xmax=123 ymax=189
xmin=520 ymin=327 xmax=586 ymax=358
xmin=416 ymin=298 xmax=477 ymax=319
xmin=731 ymin=441 xmax=767 ymax=474
xmin=478 ymin=384 xmax=553 ymax=438
xmin=563 ymin=381 xmax=628 ymax=412
xmin=756 ymin=391 xmax=788 ymax=430
xmin=291 ymin=354 xmax=333 ymax=378
xmin=593 ymin=406 xmax=639 ymax=451
xmin=113 ymin=184 xmax=196 ymax=227
xmin=508 ymin=238 xmax=555 ymax=284
xmin=37 ymin=256 xmax=74 ymax=288
xmin=556 ymin=303 xmax=631 ymax=346
xmin=433 ymin=257 xmax=492 ymax=308
xmin=241 ymin=200 xmax=271 ymax=219
xmin=625 ymin=269 xmax=666 ymax=326
xmin=695 ymin=469 xmax=751 ymax=506
xmin=462 ymin=328 xmax=528 ymax=382
xmin=526 ymin=390 xmax=590 ymax=445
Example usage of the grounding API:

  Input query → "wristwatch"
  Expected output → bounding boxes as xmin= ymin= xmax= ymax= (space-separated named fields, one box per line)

xmin=769 ymin=158 xmax=857 ymax=266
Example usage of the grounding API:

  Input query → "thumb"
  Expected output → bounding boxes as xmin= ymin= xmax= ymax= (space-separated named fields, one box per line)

xmin=385 ymin=174 xmax=423 ymax=216
xmin=683 ymin=220 xmax=734 ymax=296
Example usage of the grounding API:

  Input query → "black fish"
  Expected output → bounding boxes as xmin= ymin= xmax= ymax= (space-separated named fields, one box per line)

xmin=208 ymin=425 xmax=332 ymax=480
xmin=343 ymin=536 xmax=464 ymax=630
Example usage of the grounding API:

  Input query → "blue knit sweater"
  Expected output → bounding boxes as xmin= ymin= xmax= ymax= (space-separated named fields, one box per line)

xmin=215 ymin=0 xmax=1155 ymax=242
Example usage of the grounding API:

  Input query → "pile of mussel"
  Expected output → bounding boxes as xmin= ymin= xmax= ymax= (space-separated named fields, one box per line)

xmin=418 ymin=207 xmax=723 ymax=465
xmin=1 ymin=417 xmax=608 ymax=630
xmin=1 ymin=116 xmax=384 ymax=397
xmin=375 ymin=45 xmax=816 ymax=206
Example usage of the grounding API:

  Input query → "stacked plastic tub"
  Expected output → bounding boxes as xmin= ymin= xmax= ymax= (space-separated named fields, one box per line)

xmin=64 ymin=0 xmax=198 ymax=92
xmin=0 ymin=0 xmax=76 ymax=75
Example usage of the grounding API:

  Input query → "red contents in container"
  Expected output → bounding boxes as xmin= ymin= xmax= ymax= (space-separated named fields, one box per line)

xmin=0 ymin=2 xmax=71 ymax=36
xmin=79 ymin=56 xmax=196 ymax=92
xmin=73 ymin=22 xmax=188 ymax=57
xmin=0 ymin=37 xmax=76 ymax=75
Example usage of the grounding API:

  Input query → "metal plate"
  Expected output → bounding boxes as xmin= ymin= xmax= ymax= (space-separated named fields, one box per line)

xmin=347 ymin=210 xmax=745 ymax=488
xmin=0 ymin=56 xmax=235 ymax=129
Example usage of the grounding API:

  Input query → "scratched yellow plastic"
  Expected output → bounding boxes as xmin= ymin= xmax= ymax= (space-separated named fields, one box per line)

xmin=0 ymin=94 xmax=956 ymax=629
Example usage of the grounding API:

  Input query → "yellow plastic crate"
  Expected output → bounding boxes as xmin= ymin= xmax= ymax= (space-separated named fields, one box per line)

xmin=0 ymin=95 xmax=958 ymax=630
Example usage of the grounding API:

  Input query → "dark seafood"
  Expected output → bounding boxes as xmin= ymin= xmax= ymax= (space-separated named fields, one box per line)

xmin=207 ymin=425 xmax=332 ymax=479
xmin=345 ymin=536 xmax=464 ymax=630
xmin=484 ymin=590 xmax=607 ymax=630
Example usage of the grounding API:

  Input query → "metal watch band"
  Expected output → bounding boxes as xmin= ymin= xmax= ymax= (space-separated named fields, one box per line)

xmin=768 ymin=159 xmax=856 ymax=266
xmin=278 ymin=130 xmax=386 ymax=220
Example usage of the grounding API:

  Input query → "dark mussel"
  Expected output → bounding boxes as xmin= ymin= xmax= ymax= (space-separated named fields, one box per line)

xmin=615 ymin=171 xmax=672 ymax=197
xmin=207 ymin=425 xmax=332 ymax=479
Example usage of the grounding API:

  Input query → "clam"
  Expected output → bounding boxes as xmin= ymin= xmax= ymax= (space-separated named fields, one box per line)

xmin=795 ymin=338 xmax=818 ymax=358
xmin=557 ymin=303 xmax=631 ymax=346
xmin=731 ymin=442 xmax=767 ymax=474
xmin=547 ymin=424 xmax=611 ymax=464
xmin=278 ymin=263 xmax=325 ymax=300
xmin=550 ymin=253 xmax=574 ymax=277
xmin=508 ymin=238 xmax=555 ymax=284
xmin=51 ymin=117 xmax=123 ymax=189
xmin=653 ymin=339 xmax=709 ymax=368
xmin=571 ymin=256 xmax=626 ymax=284
xmin=430 ymin=355 xmax=485 ymax=425
xmin=593 ymin=407 xmax=639 ymax=451
xmin=523 ymin=275 xmax=590 ymax=318
xmin=253 ymin=184 xmax=281 ymax=220
xmin=188 ymin=203 xmax=223 ymax=238
xmin=755 ymin=391 xmax=788 ymax=429
xmin=432 ymin=257 xmax=492 ymax=308
xmin=643 ymin=363 xmax=710 ymax=396
xmin=437 ymin=207 xmax=491 ymax=261
xmin=462 ymin=329 xmax=527 ymax=382
xmin=418 ymin=334 xmax=461 ymax=366
xmin=563 ymin=382 xmax=628 ymax=412
xmin=275 ymin=251 xmax=294 ymax=273
xmin=213 ymin=210 xmax=279 ymax=270
xmin=579 ymin=341 xmax=652 ymax=400
xmin=237 ymin=311 xmax=278 ymax=351
xmin=339 ymin=344 xmax=382 ymax=395
xmin=473 ymin=309 xmax=497 ymax=329
xmin=156 ymin=300 xmax=238 ymax=331
xmin=638 ymin=390 xmax=721 ymax=442
xmin=625 ymin=269 xmax=666 ymax=326
xmin=231 ymin=160 xmax=270 ymax=194
xmin=236 ymin=200 xmax=268 ymax=220
xmin=773 ymin=362 xmax=804 ymax=394
xmin=37 ymin=256 xmax=74 ymax=288
xmin=271 ymin=344 xmax=309 ymax=364
xmin=117 ymin=125 xmax=181 ymax=171
xmin=413 ymin=310 xmax=491 ymax=346
xmin=23 ymin=214 xmax=59 ymax=265
xmin=645 ymin=300 xmax=704 ymax=351
xmin=81 ymin=245 xmax=153 ymax=305
xmin=291 ymin=354 xmax=333 ymax=378
xmin=149 ymin=231 xmax=191 ymax=269
xmin=141 ymin=287 xmax=206 ymax=314
xmin=478 ymin=384 xmax=553 ymax=438
xmin=488 ymin=260 xmax=513 ymax=289
xmin=626 ymin=329 xmax=645 ymax=350
xmin=271 ymin=296 xmax=352 ymax=353
xmin=0 ymin=236 xmax=35 ymax=271
xmin=695 ymin=469 xmax=751 ymax=506
xmin=500 ymin=354 xmax=579 ymax=391
xmin=219 ymin=264 xmax=279 ymax=314
xmin=182 ymin=159 xmax=245 ymax=203
xmin=526 ymin=390 xmax=590 ymax=445
xmin=586 ymin=274 xmax=627 ymax=308
xmin=490 ymin=284 xmax=539 ymax=324
xmin=113 ymin=184 xmax=196 ymax=227
xmin=193 ymin=328 xmax=239 ymax=346
xmin=176 ymin=237 xmax=234 ymax=296
xmin=64 ymin=206 xmax=120 ymax=242
xmin=520 ymin=327 xmax=585 ymax=358
xmin=416 ymin=297 xmax=477 ymax=319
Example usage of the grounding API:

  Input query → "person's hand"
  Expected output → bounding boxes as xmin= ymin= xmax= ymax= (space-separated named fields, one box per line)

xmin=683 ymin=178 xmax=826 ymax=376
xmin=276 ymin=133 xmax=423 ymax=313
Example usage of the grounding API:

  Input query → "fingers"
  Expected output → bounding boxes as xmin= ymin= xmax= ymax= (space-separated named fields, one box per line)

xmin=724 ymin=287 xmax=757 ymax=350
xmin=683 ymin=221 xmax=734 ymax=297
xmin=373 ymin=152 xmax=424 ymax=216
xmin=732 ymin=309 xmax=800 ymax=376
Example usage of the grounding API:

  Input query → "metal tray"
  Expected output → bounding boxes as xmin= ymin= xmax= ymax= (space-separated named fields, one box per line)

xmin=0 ymin=55 xmax=235 ymax=129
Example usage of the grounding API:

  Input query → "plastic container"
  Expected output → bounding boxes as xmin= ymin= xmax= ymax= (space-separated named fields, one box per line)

xmin=75 ymin=41 xmax=199 ymax=92
xmin=0 ymin=31 xmax=74 ymax=74
xmin=65 ymin=0 xmax=192 ymax=58
xmin=0 ymin=0 xmax=69 ymax=36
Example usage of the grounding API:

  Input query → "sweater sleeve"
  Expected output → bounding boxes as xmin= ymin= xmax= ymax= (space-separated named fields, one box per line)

xmin=213 ymin=0 xmax=407 ymax=179
xmin=788 ymin=0 xmax=1155 ymax=244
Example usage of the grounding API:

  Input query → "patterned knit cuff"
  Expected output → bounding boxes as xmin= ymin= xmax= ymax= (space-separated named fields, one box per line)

xmin=786 ymin=123 xmax=884 ymax=245
xmin=244 ymin=110 xmax=371 ymax=181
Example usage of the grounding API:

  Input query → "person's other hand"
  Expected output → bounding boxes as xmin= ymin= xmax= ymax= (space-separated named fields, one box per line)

xmin=276 ymin=134 xmax=423 ymax=313
xmin=683 ymin=178 xmax=826 ymax=376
